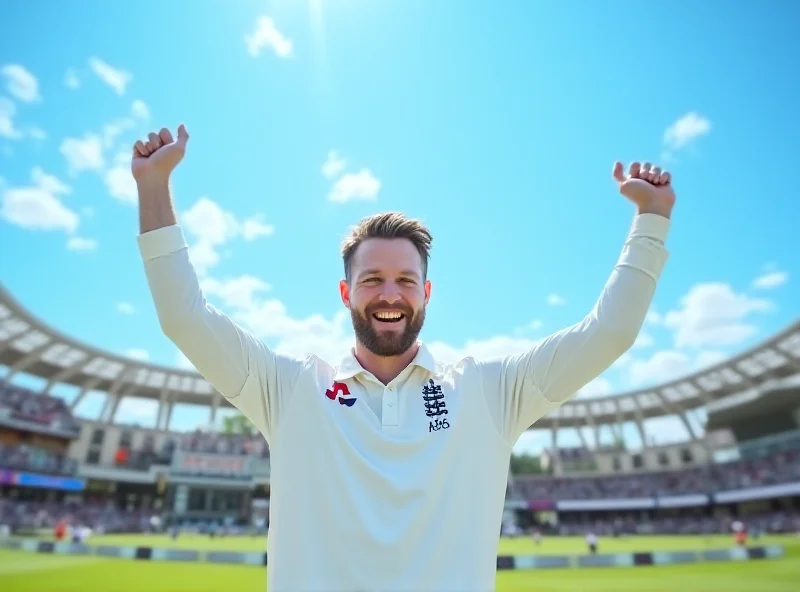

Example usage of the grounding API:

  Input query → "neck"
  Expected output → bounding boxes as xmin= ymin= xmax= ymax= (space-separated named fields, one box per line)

xmin=353 ymin=341 xmax=420 ymax=385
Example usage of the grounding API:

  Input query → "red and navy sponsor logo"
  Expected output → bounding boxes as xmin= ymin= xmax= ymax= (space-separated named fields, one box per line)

xmin=325 ymin=381 xmax=357 ymax=407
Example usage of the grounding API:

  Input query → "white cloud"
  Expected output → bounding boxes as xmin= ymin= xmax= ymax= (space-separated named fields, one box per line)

xmin=663 ymin=282 xmax=772 ymax=349
xmin=131 ymin=100 xmax=150 ymax=121
xmin=60 ymin=133 xmax=104 ymax=174
xmin=328 ymin=169 xmax=381 ymax=203
xmin=187 ymin=241 xmax=222 ymax=275
xmin=59 ymin=114 xmax=141 ymax=203
xmin=627 ymin=349 xmax=726 ymax=387
xmin=124 ymin=348 xmax=150 ymax=361
xmin=56 ymin=106 xmax=148 ymax=209
xmin=66 ymin=236 xmax=97 ymax=252
xmin=576 ymin=377 xmax=613 ymax=399
xmin=31 ymin=167 xmax=70 ymax=195
xmin=752 ymin=270 xmax=788 ymax=290
xmin=117 ymin=302 xmax=136 ymax=314
xmin=612 ymin=351 xmax=632 ymax=369
xmin=181 ymin=197 xmax=275 ymax=274
xmin=0 ymin=98 xmax=21 ymax=139
xmin=241 ymin=216 xmax=275 ymax=241
xmin=28 ymin=127 xmax=46 ymax=140
xmin=88 ymin=57 xmax=132 ymax=95
xmin=102 ymin=118 xmax=136 ymax=148
xmin=546 ymin=293 xmax=566 ymax=306
xmin=428 ymin=335 xmax=542 ymax=366
xmin=632 ymin=331 xmax=654 ymax=349
xmin=322 ymin=151 xmax=347 ymax=179
xmin=64 ymin=68 xmax=80 ymax=89
xmin=619 ymin=280 xmax=776 ymax=390
xmin=183 ymin=198 xmax=242 ymax=246
xmin=104 ymin=151 xmax=137 ymax=205
xmin=645 ymin=311 xmax=662 ymax=325
xmin=0 ymin=167 xmax=79 ymax=233
xmin=663 ymin=112 xmax=711 ymax=151
xmin=628 ymin=349 xmax=689 ymax=386
xmin=245 ymin=16 xmax=293 ymax=58
xmin=1 ymin=64 xmax=40 ymax=102
xmin=201 ymin=276 xmax=271 ymax=311
xmin=0 ymin=98 xmax=46 ymax=141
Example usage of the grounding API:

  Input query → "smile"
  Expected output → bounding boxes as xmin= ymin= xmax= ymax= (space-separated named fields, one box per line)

xmin=372 ymin=311 xmax=405 ymax=323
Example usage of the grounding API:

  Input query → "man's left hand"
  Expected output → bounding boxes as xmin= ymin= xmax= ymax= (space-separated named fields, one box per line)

xmin=613 ymin=161 xmax=675 ymax=218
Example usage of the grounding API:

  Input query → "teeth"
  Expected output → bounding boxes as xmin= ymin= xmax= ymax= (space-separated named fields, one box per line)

xmin=375 ymin=312 xmax=403 ymax=320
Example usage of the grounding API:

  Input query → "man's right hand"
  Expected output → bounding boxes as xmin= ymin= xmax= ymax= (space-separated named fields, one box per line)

xmin=131 ymin=125 xmax=189 ymax=183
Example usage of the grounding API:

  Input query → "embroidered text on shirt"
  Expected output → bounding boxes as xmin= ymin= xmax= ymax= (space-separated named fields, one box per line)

xmin=422 ymin=379 xmax=450 ymax=432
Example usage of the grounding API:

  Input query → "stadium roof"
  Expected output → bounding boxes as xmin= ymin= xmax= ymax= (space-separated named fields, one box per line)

xmin=1 ymin=282 xmax=798 ymax=433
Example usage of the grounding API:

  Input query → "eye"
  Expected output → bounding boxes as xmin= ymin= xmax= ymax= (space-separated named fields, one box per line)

xmin=362 ymin=277 xmax=381 ymax=284
xmin=399 ymin=278 xmax=416 ymax=285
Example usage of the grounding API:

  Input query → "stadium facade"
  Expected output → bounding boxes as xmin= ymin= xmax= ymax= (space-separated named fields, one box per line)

xmin=1 ymin=282 xmax=799 ymax=537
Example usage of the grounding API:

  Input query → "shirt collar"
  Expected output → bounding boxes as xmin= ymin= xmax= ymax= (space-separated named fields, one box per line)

xmin=334 ymin=342 xmax=437 ymax=382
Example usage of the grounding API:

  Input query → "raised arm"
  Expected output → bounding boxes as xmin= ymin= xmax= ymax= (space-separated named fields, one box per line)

xmin=480 ymin=161 xmax=675 ymax=443
xmin=132 ymin=127 xmax=303 ymax=441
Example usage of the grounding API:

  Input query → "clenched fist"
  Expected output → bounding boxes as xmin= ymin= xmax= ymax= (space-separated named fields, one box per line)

xmin=613 ymin=161 xmax=675 ymax=218
xmin=131 ymin=125 xmax=189 ymax=183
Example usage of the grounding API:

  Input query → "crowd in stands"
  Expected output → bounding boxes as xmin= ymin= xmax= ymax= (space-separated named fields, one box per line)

xmin=0 ymin=498 xmax=153 ymax=535
xmin=111 ymin=438 xmax=170 ymax=470
xmin=171 ymin=430 xmax=270 ymax=458
xmin=0 ymin=382 xmax=80 ymax=435
xmin=109 ymin=430 xmax=270 ymax=473
xmin=0 ymin=442 xmax=77 ymax=476
xmin=554 ymin=510 xmax=800 ymax=536
xmin=512 ymin=449 xmax=800 ymax=500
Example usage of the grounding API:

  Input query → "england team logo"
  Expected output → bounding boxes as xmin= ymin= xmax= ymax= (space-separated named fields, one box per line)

xmin=422 ymin=379 xmax=449 ymax=432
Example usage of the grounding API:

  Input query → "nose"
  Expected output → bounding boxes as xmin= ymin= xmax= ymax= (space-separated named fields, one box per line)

xmin=379 ymin=282 xmax=402 ymax=304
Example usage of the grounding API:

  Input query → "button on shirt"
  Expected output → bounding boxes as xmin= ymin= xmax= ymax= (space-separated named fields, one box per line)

xmin=138 ymin=213 xmax=669 ymax=592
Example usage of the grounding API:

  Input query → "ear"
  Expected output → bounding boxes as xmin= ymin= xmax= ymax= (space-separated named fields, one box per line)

xmin=423 ymin=279 xmax=432 ymax=306
xmin=339 ymin=278 xmax=351 ymax=308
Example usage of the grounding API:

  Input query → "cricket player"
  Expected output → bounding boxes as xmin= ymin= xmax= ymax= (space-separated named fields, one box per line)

xmin=132 ymin=125 xmax=674 ymax=591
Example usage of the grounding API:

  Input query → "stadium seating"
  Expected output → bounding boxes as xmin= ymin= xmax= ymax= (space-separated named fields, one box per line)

xmin=512 ymin=449 xmax=800 ymax=500
xmin=0 ymin=382 xmax=81 ymax=435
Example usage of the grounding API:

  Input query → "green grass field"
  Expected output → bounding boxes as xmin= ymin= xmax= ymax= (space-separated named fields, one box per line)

xmin=1 ymin=534 xmax=798 ymax=591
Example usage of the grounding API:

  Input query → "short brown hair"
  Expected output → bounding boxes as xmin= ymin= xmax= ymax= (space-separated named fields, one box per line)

xmin=341 ymin=212 xmax=433 ymax=281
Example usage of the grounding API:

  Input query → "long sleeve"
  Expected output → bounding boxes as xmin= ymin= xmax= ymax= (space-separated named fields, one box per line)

xmin=478 ymin=213 xmax=670 ymax=444
xmin=138 ymin=225 xmax=306 ymax=442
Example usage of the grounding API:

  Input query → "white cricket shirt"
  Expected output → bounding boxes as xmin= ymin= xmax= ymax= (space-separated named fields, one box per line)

xmin=138 ymin=213 xmax=669 ymax=591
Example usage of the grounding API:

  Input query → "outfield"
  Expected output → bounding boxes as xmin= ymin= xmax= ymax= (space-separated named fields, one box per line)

xmin=0 ymin=534 xmax=798 ymax=591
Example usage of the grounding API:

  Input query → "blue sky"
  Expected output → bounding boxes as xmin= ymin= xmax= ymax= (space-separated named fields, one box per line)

xmin=1 ymin=1 xmax=798 ymax=453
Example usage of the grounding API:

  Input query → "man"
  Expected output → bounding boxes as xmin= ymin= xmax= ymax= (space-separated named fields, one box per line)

xmin=133 ymin=125 xmax=674 ymax=591
xmin=585 ymin=530 xmax=599 ymax=554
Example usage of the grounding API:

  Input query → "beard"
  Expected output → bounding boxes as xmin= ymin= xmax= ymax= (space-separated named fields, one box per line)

xmin=351 ymin=302 xmax=426 ymax=357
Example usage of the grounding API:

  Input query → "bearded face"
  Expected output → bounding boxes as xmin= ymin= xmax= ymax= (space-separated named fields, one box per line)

xmin=350 ymin=300 xmax=426 ymax=357
xmin=340 ymin=238 xmax=431 ymax=358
